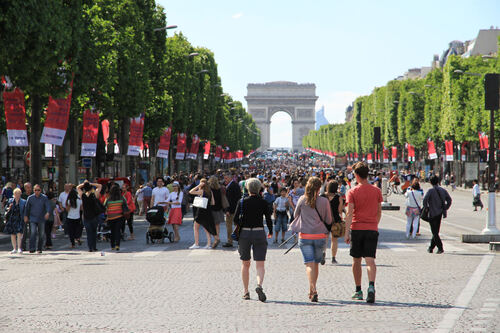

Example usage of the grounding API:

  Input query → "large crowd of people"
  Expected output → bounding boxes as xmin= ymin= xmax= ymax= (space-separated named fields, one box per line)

xmin=1 ymin=154 xmax=459 ymax=304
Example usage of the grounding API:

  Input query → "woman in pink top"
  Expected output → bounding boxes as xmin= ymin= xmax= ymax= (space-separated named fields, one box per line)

xmin=290 ymin=177 xmax=332 ymax=302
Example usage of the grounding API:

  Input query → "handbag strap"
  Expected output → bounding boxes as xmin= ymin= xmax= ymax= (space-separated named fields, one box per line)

xmin=238 ymin=198 xmax=244 ymax=227
xmin=410 ymin=191 xmax=421 ymax=211
xmin=434 ymin=186 xmax=445 ymax=211
xmin=314 ymin=203 xmax=330 ymax=231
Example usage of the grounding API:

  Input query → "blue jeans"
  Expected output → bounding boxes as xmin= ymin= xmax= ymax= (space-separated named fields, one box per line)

xmin=29 ymin=221 xmax=46 ymax=251
xmin=299 ymin=238 xmax=327 ymax=264
xmin=84 ymin=216 xmax=99 ymax=251
xmin=274 ymin=213 xmax=288 ymax=232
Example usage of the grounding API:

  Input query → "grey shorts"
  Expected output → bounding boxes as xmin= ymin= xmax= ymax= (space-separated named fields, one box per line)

xmin=238 ymin=230 xmax=268 ymax=261
xmin=211 ymin=210 xmax=225 ymax=225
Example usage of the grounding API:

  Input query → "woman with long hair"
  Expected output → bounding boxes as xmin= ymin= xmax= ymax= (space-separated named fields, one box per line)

xmin=290 ymin=177 xmax=332 ymax=302
xmin=104 ymin=184 xmax=128 ymax=251
xmin=322 ymin=180 xmax=345 ymax=264
xmin=65 ymin=189 xmax=82 ymax=248
xmin=76 ymin=180 xmax=103 ymax=252
xmin=188 ymin=178 xmax=217 ymax=249
xmin=207 ymin=176 xmax=223 ymax=248
xmin=166 ymin=181 xmax=183 ymax=242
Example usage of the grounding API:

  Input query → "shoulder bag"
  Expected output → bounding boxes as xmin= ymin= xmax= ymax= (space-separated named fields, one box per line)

xmin=122 ymin=198 xmax=131 ymax=219
xmin=193 ymin=195 xmax=208 ymax=209
xmin=413 ymin=191 xmax=430 ymax=222
xmin=231 ymin=198 xmax=244 ymax=241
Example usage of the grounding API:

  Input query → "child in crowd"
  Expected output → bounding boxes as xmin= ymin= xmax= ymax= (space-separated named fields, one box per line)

xmin=273 ymin=188 xmax=289 ymax=243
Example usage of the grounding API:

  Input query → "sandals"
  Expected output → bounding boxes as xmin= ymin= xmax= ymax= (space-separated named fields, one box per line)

xmin=309 ymin=291 xmax=318 ymax=302
xmin=212 ymin=239 xmax=220 ymax=249
xmin=242 ymin=292 xmax=250 ymax=300
xmin=255 ymin=285 xmax=267 ymax=302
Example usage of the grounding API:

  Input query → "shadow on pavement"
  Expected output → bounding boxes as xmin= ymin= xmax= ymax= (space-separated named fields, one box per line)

xmin=266 ymin=299 xmax=342 ymax=307
xmin=324 ymin=299 xmax=454 ymax=309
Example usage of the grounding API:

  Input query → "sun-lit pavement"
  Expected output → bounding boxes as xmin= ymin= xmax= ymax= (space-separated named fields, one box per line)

xmin=0 ymin=187 xmax=498 ymax=333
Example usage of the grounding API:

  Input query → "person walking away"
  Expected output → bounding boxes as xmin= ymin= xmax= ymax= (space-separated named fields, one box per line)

xmin=3 ymin=188 xmax=26 ymax=253
xmin=404 ymin=180 xmax=423 ymax=239
xmin=234 ymin=178 xmax=273 ymax=302
xmin=77 ymin=181 xmax=103 ymax=252
xmin=273 ymin=188 xmax=289 ymax=244
xmin=65 ymin=189 xmax=82 ymax=248
xmin=423 ymin=175 xmax=452 ymax=254
xmin=289 ymin=177 xmax=332 ymax=302
xmin=122 ymin=183 xmax=136 ymax=240
xmin=472 ymin=180 xmax=483 ymax=211
xmin=344 ymin=162 xmax=383 ymax=303
xmin=207 ymin=176 xmax=223 ymax=248
xmin=188 ymin=178 xmax=217 ymax=249
xmin=142 ymin=182 xmax=153 ymax=213
xmin=24 ymin=184 xmax=51 ymax=254
xmin=322 ymin=180 xmax=344 ymax=264
xmin=104 ymin=184 xmax=128 ymax=251
xmin=450 ymin=174 xmax=456 ymax=191
xmin=135 ymin=185 xmax=144 ymax=216
xmin=223 ymin=173 xmax=241 ymax=248
xmin=166 ymin=181 xmax=183 ymax=242
xmin=45 ymin=193 xmax=57 ymax=249
xmin=57 ymin=183 xmax=71 ymax=235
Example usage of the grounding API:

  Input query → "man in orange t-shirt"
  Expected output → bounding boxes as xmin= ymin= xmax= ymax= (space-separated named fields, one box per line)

xmin=344 ymin=162 xmax=382 ymax=304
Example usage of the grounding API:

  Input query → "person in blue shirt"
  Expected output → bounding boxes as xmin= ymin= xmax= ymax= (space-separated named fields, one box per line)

xmin=24 ymin=184 xmax=51 ymax=253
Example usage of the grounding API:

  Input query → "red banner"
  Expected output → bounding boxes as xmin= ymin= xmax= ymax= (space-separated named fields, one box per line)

xmin=427 ymin=139 xmax=437 ymax=160
xmin=188 ymin=134 xmax=200 ymax=160
xmin=127 ymin=114 xmax=145 ymax=156
xmin=383 ymin=147 xmax=389 ymax=163
xmin=479 ymin=132 xmax=488 ymax=150
xmin=40 ymin=90 xmax=72 ymax=146
xmin=3 ymin=88 xmax=28 ymax=146
xmin=391 ymin=147 xmax=397 ymax=163
xmin=407 ymin=143 xmax=415 ymax=162
xmin=80 ymin=109 xmax=99 ymax=157
xmin=367 ymin=153 xmax=373 ymax=164
xmin=175 ymin=133 xmax=187 ymax=160
xmin=157 ymin=127 xmax=172 ymax=159
xmin=215 ymin=145 xmax=222 ymax=162
xmin=461 ymin=142 xmax=467 ymax=161
xmin=203 ymin=141 xmax=211 ymax=160
xmin=445 ymin=140 xmax=454 ymax=161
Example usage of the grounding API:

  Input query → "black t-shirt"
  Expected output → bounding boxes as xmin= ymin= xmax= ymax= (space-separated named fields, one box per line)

xmin=322 ymin=193 xmax=342 ymax=223
xmin=81 ymin=192 xmax=99 ymax=220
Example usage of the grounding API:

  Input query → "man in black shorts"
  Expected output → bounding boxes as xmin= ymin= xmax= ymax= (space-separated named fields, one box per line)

xmin=344 ymin=162 xmax=382 ymax=303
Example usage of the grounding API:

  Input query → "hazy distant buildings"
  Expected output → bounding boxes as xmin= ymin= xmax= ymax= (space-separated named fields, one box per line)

xmin=315 ymin=105 xmax=329 ymax=130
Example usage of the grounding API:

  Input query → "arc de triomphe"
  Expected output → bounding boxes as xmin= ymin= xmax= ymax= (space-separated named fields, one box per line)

xmin=245 ymin=81 xmax=317 ymax=152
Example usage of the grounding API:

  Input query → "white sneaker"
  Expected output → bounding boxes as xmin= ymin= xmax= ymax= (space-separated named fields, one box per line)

xmin=17 ymin=249 xmax=23 ymax=254
xmin=10 ymin=249 xmax=17 ymax=254
xmin=189 ymin=244 xmax=201 ymax=249
xmin=203 ymin=245 xmax=211 ymax=249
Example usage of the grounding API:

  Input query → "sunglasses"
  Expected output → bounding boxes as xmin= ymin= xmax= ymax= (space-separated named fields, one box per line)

xmin=35 ymin=189 xmax=41 ymax=192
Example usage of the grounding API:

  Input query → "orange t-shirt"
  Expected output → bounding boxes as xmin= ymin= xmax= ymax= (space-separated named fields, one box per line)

xmin=346 ymin=183 xmax=382 ymax=231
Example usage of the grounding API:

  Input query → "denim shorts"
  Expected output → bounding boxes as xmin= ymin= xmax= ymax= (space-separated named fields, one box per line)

xmin=299 ymin=238 xmax=327 ymax=264
xmin=274 ymin=212 xmax=288 ymax=232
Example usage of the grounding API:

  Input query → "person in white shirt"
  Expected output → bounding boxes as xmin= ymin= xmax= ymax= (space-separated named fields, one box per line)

xmin=151 ymin=177 xmax=170 ymax=209
xmin=404 ymin=181 xmax=423 ymax=239
xmin=166 ymin=181 xmax=183 ymax=242
xmin=273 ymin=188 xmax=289 ymax=243
xmin=58 ymin=183 xmax=71 ymax=233
xmin=65 ymin=189 xmax=82 ymax=248
xmin=472 ymin=180 xmax=483 ymax=211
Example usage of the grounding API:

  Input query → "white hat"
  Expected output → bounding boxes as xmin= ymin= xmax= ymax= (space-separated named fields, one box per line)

xmin=172 ymin=181 xmax=180 ymax=186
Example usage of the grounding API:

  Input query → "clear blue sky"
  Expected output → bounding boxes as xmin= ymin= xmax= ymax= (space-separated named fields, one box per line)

xmin=158 ymin=0 xmax=499 ymax=148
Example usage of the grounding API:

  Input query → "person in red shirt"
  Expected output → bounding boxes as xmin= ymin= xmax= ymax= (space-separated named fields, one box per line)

xmin=344 ymin=162 xmax=382 ymax=304
xmin=122 ymin=183 xmax=136 ymax=240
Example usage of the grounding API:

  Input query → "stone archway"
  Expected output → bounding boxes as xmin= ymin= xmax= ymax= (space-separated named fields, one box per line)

xmin=245 ymin=81 xmax=317 ymax=152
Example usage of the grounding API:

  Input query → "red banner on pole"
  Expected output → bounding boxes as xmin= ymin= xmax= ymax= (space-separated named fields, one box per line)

xmin=214 ymin=145 xmax=222 ymax=162
xmin=188 ymin=134 xmax=200 ymax=160
xmin=40 ymin=90 xmax=73 ymax=146
xmin=479 ymin=132 xmax=488 ymax=150
xmin=407 ymin=143 xmax=415 ymax=162
xmin=427 ymin=139 xmax=437 ymax=160
xmin=80 ymin=109 xmax=99 ymax=157
xmin=157 ymin=127 xmax=172 ymax=159
xmin=3 ymin=88 xmax=28 ymax=146
xmin=175 ymin=133 xmax=187 ymax=160
xmin=203 ymin=141 xmax=211 ymax=160
xmin=127 ymin=114 xmax=145 ymax=156
xmin=391 ymin=147 xmax=397 ymax=163
xmin=383 ymin=147 xmax=389 ymax=163
xmin=445 ymin=140 xmax=454 ymax=161
xmin=367 ymin=153 xmax=373 ymax=164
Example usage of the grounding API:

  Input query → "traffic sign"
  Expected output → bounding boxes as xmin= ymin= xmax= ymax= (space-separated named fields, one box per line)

xmin=82 ymin=158 xmax=92 ymax=168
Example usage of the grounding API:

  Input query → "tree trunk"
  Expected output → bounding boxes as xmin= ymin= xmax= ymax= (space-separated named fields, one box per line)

xmin=68 ymin=114 xmax=77 ymax=185
xmin=30 ymin=95 xmax=42 ymax=185
xmin=120 ymin=117 xmax=130 ymax=177
xmin=57 ymin=144 xmax=65 ymax=192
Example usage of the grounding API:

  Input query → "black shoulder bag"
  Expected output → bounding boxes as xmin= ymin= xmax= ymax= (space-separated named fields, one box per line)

xmin=231 ymin=198 xmax=244 ymax=241
xmin=315 ymin=203 xmax=332 ymax=232
xmin=413 ymin=191 xmax=430 ymax=222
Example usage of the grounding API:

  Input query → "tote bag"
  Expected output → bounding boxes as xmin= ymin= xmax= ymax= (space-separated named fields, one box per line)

xmin=193 ymin=196 xmax=208 ymax=209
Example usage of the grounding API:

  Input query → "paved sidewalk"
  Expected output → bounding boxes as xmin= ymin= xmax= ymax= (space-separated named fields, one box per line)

xmin=0 ymin=210 xmax=498 ymax=332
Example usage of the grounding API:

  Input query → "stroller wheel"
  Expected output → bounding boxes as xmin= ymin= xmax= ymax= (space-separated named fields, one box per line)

xmin=168 ymin=232 xmax=175 ymax=243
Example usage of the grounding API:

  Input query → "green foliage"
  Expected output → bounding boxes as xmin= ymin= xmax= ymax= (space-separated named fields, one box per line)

xmin=303 ymin=55 xmax=500 ymax=154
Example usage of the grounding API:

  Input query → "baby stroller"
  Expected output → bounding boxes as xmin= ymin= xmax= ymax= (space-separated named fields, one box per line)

xmin=146 ymin=206 xmax=175 ymax=244
xmin=97 ymin=213 xmax=111 ymax=242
